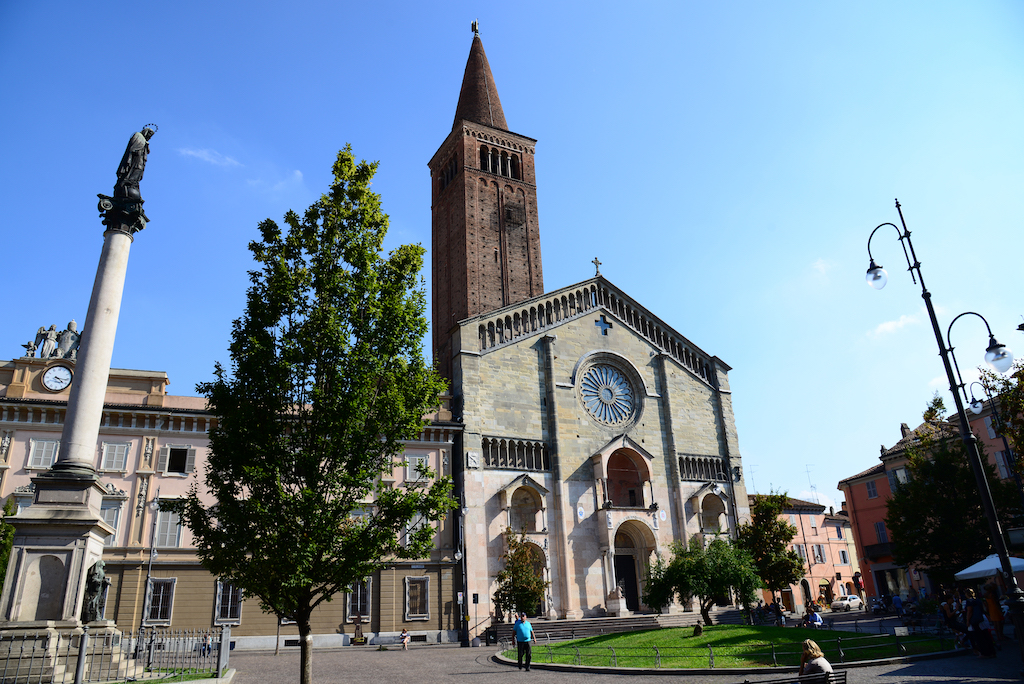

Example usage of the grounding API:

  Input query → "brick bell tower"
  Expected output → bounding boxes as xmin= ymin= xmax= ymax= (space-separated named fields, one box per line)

xmin=429 ymin=25 xmax=544 ymax=381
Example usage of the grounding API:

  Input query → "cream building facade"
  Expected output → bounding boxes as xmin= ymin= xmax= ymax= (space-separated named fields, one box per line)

xmin=0 ymin=352 xmax=463 ymax=648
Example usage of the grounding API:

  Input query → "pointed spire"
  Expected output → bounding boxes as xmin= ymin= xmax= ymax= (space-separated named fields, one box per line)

xmin=452 ymin=27 xmax=508 ymax=131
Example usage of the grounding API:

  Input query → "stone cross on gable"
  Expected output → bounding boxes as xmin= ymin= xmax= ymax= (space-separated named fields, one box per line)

xmin=592 ymin=257 xmax=602 ymax=276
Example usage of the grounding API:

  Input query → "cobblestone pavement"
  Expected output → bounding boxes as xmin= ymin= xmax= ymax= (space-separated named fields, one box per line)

xmin=229 ymin=640 xmax=1024 ymax=683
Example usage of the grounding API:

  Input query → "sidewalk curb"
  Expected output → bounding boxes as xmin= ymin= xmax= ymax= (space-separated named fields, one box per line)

xmin=491 ymin=645 xmax=969 ymax=676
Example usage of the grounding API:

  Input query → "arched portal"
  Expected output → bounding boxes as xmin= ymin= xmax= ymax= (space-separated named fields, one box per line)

xmin=612 ymin=520 xmax=657 ymax=612
xmin=523 ymin=542 xmax=547 ymax=617
xmin=800 ymin=579 xmax=812 ymax=609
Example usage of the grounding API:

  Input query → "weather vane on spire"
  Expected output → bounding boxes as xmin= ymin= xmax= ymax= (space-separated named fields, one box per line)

xmin=472 ymin=20 xmax=479 ymax=35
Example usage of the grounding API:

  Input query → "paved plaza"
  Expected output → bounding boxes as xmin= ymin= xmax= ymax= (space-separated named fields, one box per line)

xmin=229 ymin=614 xmax=1024 ymax=684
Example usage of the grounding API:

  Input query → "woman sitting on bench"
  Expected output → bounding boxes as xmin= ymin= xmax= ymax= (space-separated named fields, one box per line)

xmin=799 ymin=639 xmax=833 ymax=676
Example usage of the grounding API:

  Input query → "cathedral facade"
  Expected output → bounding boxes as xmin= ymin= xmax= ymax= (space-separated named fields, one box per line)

xmin=433 ymin=32 xmax=751 ymax=625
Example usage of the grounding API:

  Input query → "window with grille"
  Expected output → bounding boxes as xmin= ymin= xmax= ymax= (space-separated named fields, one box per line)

xmin=215 ymin=582 xmax=243 ymax=624
xmin=28 ymin=440 xmax=59 ymax=468
xmin=405 ymin=577 xmax=429 ymax=620
xmin=146 ymin=578 xmax=176 ymax=624
xmin=101 ymin=442 xmax=130 ymax=471
xmin=348 ymin=578 xmax=371 ymax=621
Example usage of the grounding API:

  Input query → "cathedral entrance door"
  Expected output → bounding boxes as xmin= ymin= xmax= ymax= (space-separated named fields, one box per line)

xmin=613 ymin=555 xmax=640 ymax=612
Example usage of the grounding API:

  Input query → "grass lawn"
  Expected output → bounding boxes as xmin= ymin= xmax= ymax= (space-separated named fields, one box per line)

xmin=503 ymin=624 xmax=950 ymax=668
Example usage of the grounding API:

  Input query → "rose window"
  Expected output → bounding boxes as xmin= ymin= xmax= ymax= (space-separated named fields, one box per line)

xmin=580 ymin=365 xmax=635 ymax=425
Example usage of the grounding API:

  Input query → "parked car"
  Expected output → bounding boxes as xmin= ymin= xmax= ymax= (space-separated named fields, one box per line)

xmin=831 ymin=595 xmax=863 ymax=611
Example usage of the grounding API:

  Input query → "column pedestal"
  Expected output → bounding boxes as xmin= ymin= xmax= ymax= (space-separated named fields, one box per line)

xmin=0 ymin=473 xmax=113 ymax=627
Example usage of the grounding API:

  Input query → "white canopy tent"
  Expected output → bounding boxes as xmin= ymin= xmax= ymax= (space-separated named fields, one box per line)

xmin=954 ymin=554 xmax=1024 ymax=581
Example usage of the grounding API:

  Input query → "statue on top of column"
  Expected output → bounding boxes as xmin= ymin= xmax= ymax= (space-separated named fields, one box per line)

xmin=99 ymin=125 xmax=157 ymax=234
xmin=114 ymin=125 xmax=158 ymax=201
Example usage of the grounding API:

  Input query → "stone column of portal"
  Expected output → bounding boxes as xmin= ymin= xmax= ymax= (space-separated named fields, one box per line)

xmin=0 ymin=128 xmax=155 ymax=629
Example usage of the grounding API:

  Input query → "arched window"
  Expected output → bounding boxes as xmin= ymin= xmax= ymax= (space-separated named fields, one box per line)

xmin=701 ymin=494 xmax=726 ymax=532
xmin=479 ymin=146 xmax=490 ymax=173
xmin=510 ymin=155 xmax=520 ymax=179
xmin=607 ymin=451 xmax=644 ymax=507
xmin=510 ymin=487 xmax=542 ymax=532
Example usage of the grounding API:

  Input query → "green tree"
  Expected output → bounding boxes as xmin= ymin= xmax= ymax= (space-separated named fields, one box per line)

xmin=168 ymin=147 xmax=455 ymax=684
xmin=982 ymin=363 xmax=1024 ymax=476
xmin=886 ymin=398 xmax=1021 ymax=585
xmin=642 ymin=536 xmax=761 ymax=624
xmin=736 ymin=493 xmax=805 ymax=602
xmin=0 ymin=497 xmax=15 ymax=587
xmin=493 ymin=527 xmax=549 ymax=620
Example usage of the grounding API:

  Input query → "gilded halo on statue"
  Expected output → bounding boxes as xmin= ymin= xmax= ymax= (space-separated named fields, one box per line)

xmin=580 ymin=364 xmax=635 ymax=425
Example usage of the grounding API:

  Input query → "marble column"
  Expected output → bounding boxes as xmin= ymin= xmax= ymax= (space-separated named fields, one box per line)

xmin=0 ymin=131 xmax=153 ymax=628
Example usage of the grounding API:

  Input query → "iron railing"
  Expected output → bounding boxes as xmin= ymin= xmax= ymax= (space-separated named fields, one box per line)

xmin=0 ymin=625 xmax=230 ymax=684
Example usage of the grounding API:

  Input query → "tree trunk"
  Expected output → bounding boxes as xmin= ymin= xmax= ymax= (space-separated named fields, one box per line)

xmin=700 ymin=599 xmax=713 ymax=626
xmin=299 ymin=619 xmax=313 ymax=684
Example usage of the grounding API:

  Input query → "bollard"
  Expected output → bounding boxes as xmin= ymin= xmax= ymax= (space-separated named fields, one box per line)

xmin=73 ymin=627 xmax=89 ymax=684
xmin=218 ymin=625 xmax=231 ymax=676
xmin=653 ymin=645 xmax=661 ymax=668
xmin=707 ymin=643 xmax=714 ymax=668
xmin=837 ymin=636 xmax=844 ymax=663
xmin=609 ymin=647 xmax=616 ymax=667
xmin=770 ymin=642 xmax=777 ymax=667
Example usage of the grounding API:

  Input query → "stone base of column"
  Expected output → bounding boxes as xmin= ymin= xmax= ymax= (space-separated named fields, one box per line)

xmin=0 ymin=474 xmax=113 ymax=626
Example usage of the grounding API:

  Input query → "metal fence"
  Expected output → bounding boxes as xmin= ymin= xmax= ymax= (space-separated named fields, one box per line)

xmin=499 ymin=628 xmax=953 ymax=669
xmin=0 ymin=625 xmax=230 ymax=683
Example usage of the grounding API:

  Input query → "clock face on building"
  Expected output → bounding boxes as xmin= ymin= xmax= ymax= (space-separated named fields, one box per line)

xmin=41 ymin=365 xmax=73 ymax=392
xmin=580 ymin=364 xmax=635 ymax=425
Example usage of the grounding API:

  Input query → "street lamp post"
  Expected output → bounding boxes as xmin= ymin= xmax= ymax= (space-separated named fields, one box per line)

xmin=866 ymin=199 xmax=1024 ymax=663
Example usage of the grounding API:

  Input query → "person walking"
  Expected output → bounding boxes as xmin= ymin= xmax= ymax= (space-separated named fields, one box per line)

xmin=513 ymin=612 xmax=534 ymax=671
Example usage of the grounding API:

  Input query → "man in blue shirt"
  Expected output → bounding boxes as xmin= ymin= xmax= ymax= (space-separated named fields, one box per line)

xmin=513 ymin=612 xmax=534 ymax=671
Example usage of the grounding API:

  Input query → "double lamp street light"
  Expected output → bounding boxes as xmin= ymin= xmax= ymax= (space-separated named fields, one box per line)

xmin=865 ymin=199 xmax=1024 ymax=662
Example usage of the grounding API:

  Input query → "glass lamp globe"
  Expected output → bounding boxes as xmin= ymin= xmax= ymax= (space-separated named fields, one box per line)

xmin=970 ymin=399 xmax=985 ymax=415
xmin=865 ymin=261 xmax=887 ymax=290
xmin=985 ymin=339 xmax=1014 ymax=374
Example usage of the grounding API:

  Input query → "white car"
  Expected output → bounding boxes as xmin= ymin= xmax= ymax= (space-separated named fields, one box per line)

xmin=831 ymin=595 xmax=863 ymax=611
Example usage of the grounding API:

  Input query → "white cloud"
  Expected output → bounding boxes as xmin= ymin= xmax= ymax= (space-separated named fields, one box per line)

xmin=811 ymin=258 xmax=831 ymax=276
xmin=246 ymin=170 xmax=306 ymax=198
xmin=796 ymin=489 xmax=839 ymax=513
xmin=870 ymin=313 xmax=920 ymax=338
xmin=179 ymin=148 xmax=241 ymax=167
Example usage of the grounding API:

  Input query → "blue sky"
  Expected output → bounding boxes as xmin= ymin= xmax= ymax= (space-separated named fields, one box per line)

xmin=3 ymin=2 xmax=1024 ymax=510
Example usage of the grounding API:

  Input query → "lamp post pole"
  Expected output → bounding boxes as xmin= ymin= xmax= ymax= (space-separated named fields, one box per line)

xmin=866 ymin=199 xmax=1024 ymax=663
